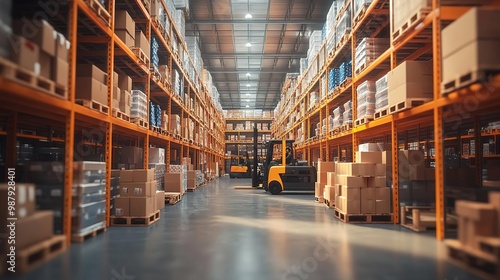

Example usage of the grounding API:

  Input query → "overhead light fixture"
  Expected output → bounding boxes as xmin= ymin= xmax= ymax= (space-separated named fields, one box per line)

xmin=245 ymin=42 xmax=252 ymax=47
xmin=246 ymin=105 xmax=250 ymax=108
xmin=246 ymin=93 xmax=250 ymax=96
xmin=245 ymin=13 xmax=252 ymax=19
xmin=246 ymin=99 xmax=250 ymax=102
xmin=246 ymin=84 xmax=251 ymax=87
xmin=246 ymin=73 xmax=251 ymax=77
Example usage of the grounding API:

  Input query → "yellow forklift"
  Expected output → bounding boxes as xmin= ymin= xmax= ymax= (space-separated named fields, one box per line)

xmin=260 ymin=139 xmax=316 ymax=195
xmin=229 ymin=152 xmax=252 ymax=178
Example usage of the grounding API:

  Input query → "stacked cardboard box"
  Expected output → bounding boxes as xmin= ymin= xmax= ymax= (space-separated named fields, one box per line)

xmin=76 ymin=64 xmax=108 ymax=105
xmin=148 ymin=163 xmax=166 ymax=191
xmin=170 ymin=114 xmax=181 ymax=135
xmin=315 ymin=161 xmax=335 ymax=200
xmin=115 ymin=169 xmax=158 ymax=217
xmin=187 ymin=170 xmax=197 ymax=190
xmin=0 ymin=184 xmax=61 ymax=260
xmin=387 ymin=61 xmax=432 ymax=108
xmin=343 ymin=101 xmax=353 ymax=124
xmin=117 ymin=74 xmax=132 ymax=116
xmin=110 ymin=170 xmax=121 ymax=216
xmin=442 ymin=7 xmax=500 ymax=92
xmin=119 ymin=146 xmax=143 ymax=169
xmin=166 ymin=165 xmax=187 ymax=193
xmin=115 ymin=10 xmax=136 ymax=48
xmin=135 ymin=30 xmax=150 ymax=59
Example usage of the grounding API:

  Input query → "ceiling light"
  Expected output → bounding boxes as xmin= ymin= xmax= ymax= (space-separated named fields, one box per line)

xmin=246 ymin=93 xmax=250 ymax=96
xmin=246 ymin=105 xmax=250 ymax=108
xmin=246 ymin=73 xmax=251 ymax=77
xmin=246 ymin=99 xmax=250 ymax=102
xmin=246 ymin=84 xmax=251 ymax=87
xmin=245 ymin=13 xmax=252 ymax=19
xmin=245 ymin=42 xmax=252 ymax=47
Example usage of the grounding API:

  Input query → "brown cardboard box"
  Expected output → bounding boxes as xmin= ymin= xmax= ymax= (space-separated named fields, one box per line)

xmin=156 ymin=191 xmax=165 ymax=211
xmin=388 ymin=61 xmax=433 ymax=91
xmin=375 ymin=200 xmax=391 ymax=214
xmin=361 ymin=187 xmax=374 ymax=200
xmin=375 ymin=164 xmax=386 ymax=176
xmin=187 ymin=170 xmax=197 ymax=179
xmin=334 ymin=184 xmax=342 ymax=197
xmin=335 ymin=194 xmax=340 ymax=208
xmin=342 ymin=186 xmax=360 ymax=201
xmin=114 ymin=197 xmax=130 ymax=216
xmin=119 ymin=184 xmax=131 ymax=197
xmin=14 ymin=211 xmax=53 ymax=250
xmin=39 ymin=51 xmax=52 ymax=79
xmin=489 ymin=192 xmax=500 ymax=236
xmin=149 ymin=181 xmax=157 ymax=195
xmin=11 ymin=37 xmax=39 ymax=72
xmin=361 ymin=199 xmax=375 ymax=214
xmin=135 ymin=31 xmax=150 ymax=58
xmin=327 ymin=172 xmax=336 ymax=186
xmin=442 ymin=40 xmax=500 ymax=84
xmin=338 ymin=196 xmax=346 ymax=212
xmin=121 ymin=182 xmax=151 ymax=197
xmin=119 ymin=75 xmax=132 ymax=92
xmin=75 ymin=77 xmax=107 ymax=105
xmin=52 ymin=57 xmax=69 ymax=87
xmin=318 ymin=172 xmax=328 ymax=186
xmin=20 ymin=19 xmax=56 ymax=56
xmin=399 ymin=150 xmax=425 ymax=166
xmin=120 ymin=170 xmax=134 ymax=182
xmin=101 ymin=83 xmax=109 ymax=100
xmin=120 ymin=102 xmax=131 ymax=115
xmin=355 ymin=152 xmax=382 ymax=164
xmin=442 ymin=7 xmax=500 ymax=58
xmin=399 ymin=165 xmax=426 ymax=181
xmin=336 ymin=163 xmax=376 ymax=177
xmin=324 ymin=185 xmax=336 ymax=201
xmin=388 ymin=82 xmax=433 ymax=108
xmin=317 ymin=161 xmax=335 ymax=173
xmin=55 ymin=32 xmax=70 ymax=60
xmin=116 ymin=30 xmax=135 ymax=48
xmin=77 ymin=64 xmax=107 ymax=84
xmin=115 ymin=10 xmax=136 ymax=36
xmin=315 ymin=183 xmax=324 ymax=198
xmin=381 ymin=151 xmax=391 ymax=165
xmin=336 ymin=175 xmax=366 ymax=188
xmin=187 ymin=178 xmax=196 ymax=189
xmin=113 ymin=86 xmax=120 ymax=101
xmin=120 ymin=90 xmax=131 ymax=105
xmin=368 ymin=176 xmax=386 ymax=188
xmin=0 ymin=184 xmax=36 ymax=220
xmin=113 ymin=71 xmax=119 ymax=87
xmin=345 ymin=199 xmax=361 ymax=214
xmin=112 ymin=99 xmax=119 ymax=109
xmin=456 ymin=200 xmax=497 ymax=248
xmin=129 ymin=197 xmax=154 ymax=216
xmin=375 ymin=187 xmax=391 ymax=201
xmin=164 ymin=173 xmax=183 ymax=192
xmin=133 ymin=169 xmax=155 ymax=182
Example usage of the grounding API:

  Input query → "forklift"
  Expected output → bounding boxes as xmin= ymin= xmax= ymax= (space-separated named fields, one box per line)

xmin=259 ymin=139 xmax=316 ymax=195
xmin=229 ymin=152 xmax=252 ymax=178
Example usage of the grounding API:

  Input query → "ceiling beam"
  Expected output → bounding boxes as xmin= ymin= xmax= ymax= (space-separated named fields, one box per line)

xmin=203 ymin=53 xmax=306 ymax=58
xmin=186 ymin=19 xmax=325 ymax=24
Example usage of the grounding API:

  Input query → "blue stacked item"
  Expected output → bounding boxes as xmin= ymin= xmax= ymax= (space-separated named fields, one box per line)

xmin=154 ymin=104 xmax=161 ymax=126
xmin=149 ymin=101 xmax=156 ymax=127
xmin=151 ymin=37 xmax=160 ymax=70
xmin=328 ymin=69 xmax=335 ymax=92
xmin=339 ymin=61 xmax=352 ymax=84
xmin=334 ymin=68 xmax=340 ymax=86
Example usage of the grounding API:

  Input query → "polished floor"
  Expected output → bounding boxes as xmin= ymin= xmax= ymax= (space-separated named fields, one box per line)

xmin=8 ymin=176 xmax=478 ymax=280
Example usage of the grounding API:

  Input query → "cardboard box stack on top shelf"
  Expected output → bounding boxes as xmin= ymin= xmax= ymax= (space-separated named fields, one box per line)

xmin=115 ymin=10 xmax=135 ymax=48
xmin=75 ymin=64 xmax=109 ymax=106
xmin=387 ymin=61 xmax=433 ymax=111
xmin=0 ymin=184 xmax=66 ymax=272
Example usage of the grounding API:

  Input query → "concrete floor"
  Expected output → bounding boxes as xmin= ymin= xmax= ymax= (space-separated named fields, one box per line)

xmin=7 ymin=176 xmax=479 ymax=280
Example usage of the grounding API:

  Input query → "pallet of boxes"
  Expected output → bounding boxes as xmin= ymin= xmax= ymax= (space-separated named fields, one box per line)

xmin=445 ymin=193 xmax=500 ymax=280
xmin=112 ymin=169 xmax=162 ymax=226
xmin=164 ymin=164 xmax=187 ymax=205
xmin=333 ymin=143 xmax=393 ymax=223
xmin=0 ymin=184 xmax=66 ymax=273
xmin=315 ymin=161 xmax=336 ymax=208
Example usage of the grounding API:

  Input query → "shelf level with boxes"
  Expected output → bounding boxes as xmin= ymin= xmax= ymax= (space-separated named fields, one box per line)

xmin=0 ymin=0 xmax=225 ymax=252
xmin=272 ymin=0 xmax=500 ymax=241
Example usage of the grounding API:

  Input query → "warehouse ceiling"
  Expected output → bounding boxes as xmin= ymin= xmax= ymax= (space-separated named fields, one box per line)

xmin=186 ymin=0 xmax=334 ymax=110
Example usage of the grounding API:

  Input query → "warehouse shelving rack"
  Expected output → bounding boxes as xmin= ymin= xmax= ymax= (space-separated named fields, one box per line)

xmin=0 ymin=0 xmax=225 ymax=245
xmin=272 ymin=0 xmax=500 ymax=240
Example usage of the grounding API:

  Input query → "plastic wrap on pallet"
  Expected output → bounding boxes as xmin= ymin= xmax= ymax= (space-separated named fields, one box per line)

xmin=354 ymin=0 xmax=373 ymax=18
xmin=339 ymin=61 xmax=352 ymax=84
xmin=174 ymin=0 xmax=189 ymax=14
xmin=148 ymin=163 xmax=166 ymax=191
xmin=72 ymin=200 xmax=106 ymax=234
xmin=375 ymin=74 xmax=389 ymax=111
xmin=165 ymin=0 xmax=177 ymax=21
xmin=343 ymin=109 xmax=353 ymax=124
xmin=335 ymin=7 xmax=351 ymax=48
xmin=332 ymin=106 xmax=344 ymax=118
xmin=300 ymin=58 xmax=308 ymax=75
xmin=169 ymin=165 xmax=187 ymax=192
xmin=131 ymin=90 xmax=148 ymax=120
xmin=175 ymin=9 xmax=185 ymax=39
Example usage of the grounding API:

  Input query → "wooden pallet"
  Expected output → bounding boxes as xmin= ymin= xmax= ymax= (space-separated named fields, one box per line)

xmin=75 ymin=99 xmax=110 ymax=114
xmin=355 ymin=116 xmax=373 ymax=127
xmin=401 ymin=206 xmax=458 ymax=232
xmin=324 ymin=199 xmax=335 ymax=209
xmin=187 ymin=186 xmax=198 ymax=192
xmin=150 ymin=67 xmax=161 ymax=83
xmin=315 ymin=197 xmax=325 ymax=203
xmin=335 ymin=0 xmax=351 ymax=23
xmin=141 ymin=0 xmax=151 ymax=12
xmin=340 ymin=123 xmax=352 ymax=133
xmin=441 ymin=70 xmax=499 ymax=95
xmin=165 ymin=192 xmax=182 ymax=205
xmin=71 ymin=225 xmax=106 ymax=243
xmin=334 ymin=209 xmax=393 ymax=223
xmin=83 ymin=0 xmax=111 ymax=26
xmin=389 ymin=98 xmax=430 ymax=114
xmin=131 ymin=47 xmax=150 ymax=67
xmin=335 ymin=31 xmax=351 ymax=50
xmin=112 ymin=108 xmax=130 ymax=122
xmin=374 ymin=107 xmax=388 ymax=119
xmin=446 ymin=239 xmax=500 ymax=280
xmin=149 ymin=125 xmax=161 ymax=134
xmin=152 ymin=16 xmax=166 ymax=34
xmin=337 ymin=78 xmax=352 ymax=91
xmin=131 ymin=118 xmax=148 ymax=129
xmin=353 ymin=3 xmax=370 ymax=27
xmin=393 ymin=8 xmax=432 ymax=42
xmin=110 ymin=210 xmax=160 ymax=226
xmin=15 ymin=235 xmax=67 ymax=273
xmin=0 ymin=56 xmax=67 ymax=99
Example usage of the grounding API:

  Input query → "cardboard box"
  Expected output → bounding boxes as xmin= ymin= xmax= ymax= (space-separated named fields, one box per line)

xmin=116 ymin=30 xmax=135 ymax=48
xmin=336 ymin=175 xmax=366 ymax=188
xmin=368 ymin=176 xmax=386 ymax=188
xmin=318 ymin=172 xmax=328 ymax=186
xmin=381 ymin=151 xmax=391 ymax=165
xmin=164 ymin=173 xmax=183 ymax=192
xmin=121 ymin=182 xmax=151 ymax=197
xmin=324 ymin=185 xmax=336 ymax=201
xmin=0 ymin=184 xmax=36 ymax=220
xmin=442 ymin=7 xmax=500 ymax=59
xmin=187 ymin=178 xmax=196 ymax=189
xmin=113 ymin=71 xmax=119 ymax=87
xmin=55 ymin=32 xmax=70 ymax=60
xmin=114 ymin=197 xmax=130 ymax=216
xmin=52 ymin=57 xmax=69 ymax=87
xmin=14 ymin=211 xmax=53 ymax=250
xmin=120 ymin=102 xmax=131 ymax=116
xmin=113 ymin=86 xmax=120 ymax=101
xmin=335 ymin=194 xmax=340 ymax=208
xmin=358 ymin=143 xmax=384 ymax=152
xmin=129 ymin=197 xmax=154 ymax=216
xmin=120 ymin=170 xmax=134 ymax=182
xmin=341 ymin=186 xmax=360 ymax=201
xmin=489 ymin=192 xmax=500 ymax=236
xmin=133 ymin=169 xmax=155 ymax=182
xmin=375 ymin=187 xmax=391 ymax=201
xmin=135 ymin=31 xmax=150 ymax=58
xmin=327 ymin=172 xmax=336 ymax=186
xmin=77 ymin=64 xmax=107 ymax=84
xmin=120 ymin=90 xmax=131 ymax=105
xmin=115 ymin=10 xmax=135 ymax=37
xmin=361 ymin=188 xmax=374 ymax=200
xmin=11 ymin=37 xmax=39 ymax=72
xmin=361 ymin=199 xmax=375 ymax=214
xmin=388 ymin=81 xmax=433 ymax=108
xmin=23 ymin=19 xmax=56 ymax=56
xmin=156 ymin=191 xmax=165 ymax=211
xmin=75 ymin=77 xmax=107 ymax=105
xmin=149 ymin=148 xmax=165 ymax=164
xmin=399 ymin=150 xmax=425 ymax=166
xmin=344 ymin=199 xmax=361 ymax=214
xmin=187 ymin=170 xmax=197 ymax=179
xmin=317 ymin=161 xmax=335 ymax=173
xmin=355 ymin=151 xmax=383 ymax=164
xmin=119 ymin=75 xmax=132 ymax=91
xmin=39 ymin=51 xmax=52 ymax=79
xmin=375 ymin=164 xmax=386 ymax=176
xmin=149 ymin=181 xmax=157 ymax=194
xmin=336 ymin=163 xmax=376 ymax=177
xmin=399 ymin=165 xmax=426 ymax=181
xmin=315 ymin=183 xmax=324 ymax=198
xmin=375 ymin=200 xmax=391 ymax=214
xmin=388 ymin=61 xmax=433 ymax=91
xmin=456 ymin=200 xmax=497 ymax=248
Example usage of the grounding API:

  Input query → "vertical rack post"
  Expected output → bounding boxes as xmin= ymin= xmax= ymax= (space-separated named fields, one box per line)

xmin=391 ymin=117 xmax=399 ymax=224
xmin=105 ymin=0 xmax=115 ymax=227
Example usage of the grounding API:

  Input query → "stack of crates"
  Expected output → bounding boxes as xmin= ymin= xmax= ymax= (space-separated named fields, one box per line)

xmin=149 ymin=101 xmax=162 ymax=127
xmin=335 ymin=6 xmax=351 ymax=49
xmin=356 ymin=81 xmax=376 ymax=120
xmin=151 ymin=37 xmax=160 ymax=70
xmin=375 ymin=74 xmax=389 ymax=112
xmin=354 ymin=38 xmax=389 ymax=74
xmin=148 ymin=163 xmax=166 ymax=191
xmin=353 ymin=0 xmax=373 ymax=19
xmin=339 ymin=61 xmax=352 ymax=85
xmin=332 ymin=106 xmax=344 ymax=129
xmin=169 ymin=165 xmax=187 ymax=193
xmin=343 ymin=101 xmax=353 ymax=124
xmin=131 ymin=90 xmax=148 ymax=121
